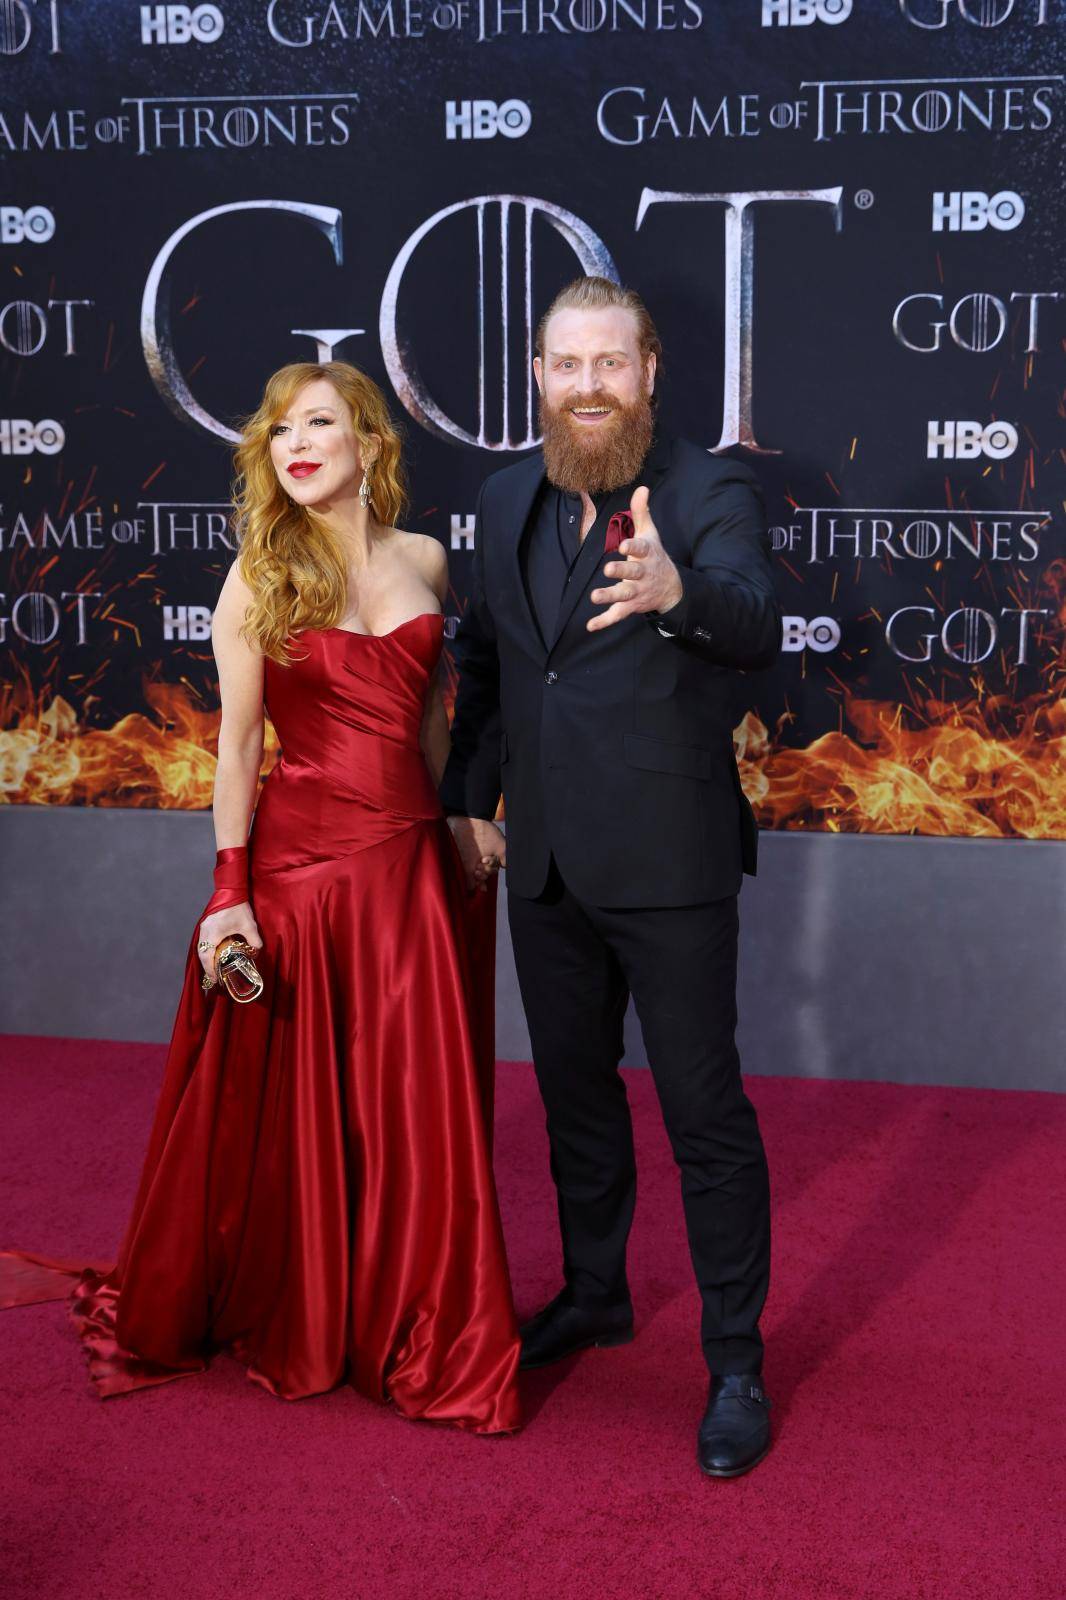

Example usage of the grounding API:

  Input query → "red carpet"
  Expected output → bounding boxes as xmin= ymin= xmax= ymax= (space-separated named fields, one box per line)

xmin=1 ymin=1036 xmax=1063 ymax=1600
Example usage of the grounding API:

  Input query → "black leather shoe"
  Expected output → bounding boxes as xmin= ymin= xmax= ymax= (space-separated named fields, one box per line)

xmin=518 ymin=1291 xmax=634 ymax=1370
xmin=697 ymin=1374 xmax=772 ymax=1478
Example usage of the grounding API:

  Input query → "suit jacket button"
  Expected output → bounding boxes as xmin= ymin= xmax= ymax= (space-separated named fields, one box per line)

xmin=544 ymin=669 xmax=558 ymax=685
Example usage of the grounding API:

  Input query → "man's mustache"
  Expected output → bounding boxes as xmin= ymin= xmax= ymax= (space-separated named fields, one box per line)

xmin=550 ymin=390 xmax=624 ymax=417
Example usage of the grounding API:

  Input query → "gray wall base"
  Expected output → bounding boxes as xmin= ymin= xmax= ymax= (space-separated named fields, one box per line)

xmin=1 ymin=808 xmax=1062 ymax=1092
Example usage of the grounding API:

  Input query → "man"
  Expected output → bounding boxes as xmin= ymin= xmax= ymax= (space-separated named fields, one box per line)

xmin=441 ymin=276 xmax=781 ymax=1478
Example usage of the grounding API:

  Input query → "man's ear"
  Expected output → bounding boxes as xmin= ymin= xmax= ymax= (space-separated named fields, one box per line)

xmin=532 ymin=355 xmax=545 ymax=395
xmin=643 ymin=352 xmax=657 ymax=397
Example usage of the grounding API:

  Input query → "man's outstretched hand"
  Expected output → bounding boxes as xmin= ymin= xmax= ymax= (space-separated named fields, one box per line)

xmin=588 ymin=485 xmax=683 ymax=632
xmin=447 ymin=815 xmax=507 ymax=892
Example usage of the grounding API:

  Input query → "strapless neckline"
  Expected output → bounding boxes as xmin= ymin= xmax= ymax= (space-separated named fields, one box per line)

xmin=324 ymin=613 xmax=443 ymax=642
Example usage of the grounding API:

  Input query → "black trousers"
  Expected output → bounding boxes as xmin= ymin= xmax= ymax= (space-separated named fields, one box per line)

xmin=507 ymin=859 xmax=771 ymax=1376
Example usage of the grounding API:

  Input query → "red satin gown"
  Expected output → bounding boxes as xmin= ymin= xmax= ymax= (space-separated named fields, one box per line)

xmin=2 ymin=613 xmax=522 ymax=1435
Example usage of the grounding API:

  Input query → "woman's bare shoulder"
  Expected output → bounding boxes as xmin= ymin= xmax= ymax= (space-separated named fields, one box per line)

xmin=392 ymin=527 xmax=446 ymax=560
xmin=392 ymin=529 xmax=448 ymax=585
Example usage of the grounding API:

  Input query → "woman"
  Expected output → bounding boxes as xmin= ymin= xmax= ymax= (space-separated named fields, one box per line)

xmin=2 ymin=362 xmax=520 ymax=1435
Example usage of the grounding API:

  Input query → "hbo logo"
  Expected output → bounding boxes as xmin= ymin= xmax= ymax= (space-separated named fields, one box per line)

xmin=163 ymin=604 xmax=212 ymax=641
xmin=932 ymin=191 xmax=1025 ymax=233
xmin=445 ymin=100 xmax=532 ymax=141
xmin=140 ymin=4 xmax=225 ymax=43
xmin=926 ymin=420 xmax=1018 ymax=460
xmin=0 ymin=418 xmax=64 ymax=455
xmin=761 ymin=0 xmax=851 ymax=23
xmin=0 ymin=206 xmax=55 ymax=245
xmin=782 ymin=616 xmax=841 ymax=654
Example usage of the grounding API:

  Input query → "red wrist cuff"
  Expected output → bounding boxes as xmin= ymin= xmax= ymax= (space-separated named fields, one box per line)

xmin=203 ymin=846 xmax=250 ymax=917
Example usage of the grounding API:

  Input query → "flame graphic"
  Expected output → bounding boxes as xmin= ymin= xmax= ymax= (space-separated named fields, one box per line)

xmin=737 ymin=693 xmax=1066 ymax=838
xmin=1 ymin=678 xmax=1062 ymax=837
xmin=0 ymin=682 xmax=277 ymax=808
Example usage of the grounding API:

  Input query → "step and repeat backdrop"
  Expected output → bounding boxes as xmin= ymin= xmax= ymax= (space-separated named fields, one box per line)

xmin=1 ymin=0 xmax=1063 ymax=835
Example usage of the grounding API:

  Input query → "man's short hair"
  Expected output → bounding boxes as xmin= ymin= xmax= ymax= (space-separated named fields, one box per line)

xmin=535 ymin=276 xmax=663 ymax=383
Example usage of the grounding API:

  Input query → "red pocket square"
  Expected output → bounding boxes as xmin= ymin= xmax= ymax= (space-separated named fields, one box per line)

xmin=605 ymin=511 xmax=634 ymax=554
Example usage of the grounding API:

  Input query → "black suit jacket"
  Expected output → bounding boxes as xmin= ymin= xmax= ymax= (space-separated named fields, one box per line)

xmin=439 ymin=435 xmax=782 ymax=907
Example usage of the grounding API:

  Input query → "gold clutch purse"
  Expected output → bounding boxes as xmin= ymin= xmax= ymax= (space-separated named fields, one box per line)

xmin=201 ymin=935 xmax=264 ymax=1003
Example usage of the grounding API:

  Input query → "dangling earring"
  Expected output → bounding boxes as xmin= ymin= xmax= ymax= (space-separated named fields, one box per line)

xmin=358 ymin=464 xmax=372 ymax=510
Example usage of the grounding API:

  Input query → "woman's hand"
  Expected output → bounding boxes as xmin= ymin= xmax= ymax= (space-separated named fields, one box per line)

xmin=197 ymin=902 xmax=263 ymax=982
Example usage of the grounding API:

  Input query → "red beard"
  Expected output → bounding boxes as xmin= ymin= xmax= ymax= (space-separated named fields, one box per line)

xmin=539 ymin=389 xmax=654 ymax=496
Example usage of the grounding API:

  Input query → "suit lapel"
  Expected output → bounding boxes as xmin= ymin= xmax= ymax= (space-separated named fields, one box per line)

xmin=501 ymin=454 xmax=548 ymax=653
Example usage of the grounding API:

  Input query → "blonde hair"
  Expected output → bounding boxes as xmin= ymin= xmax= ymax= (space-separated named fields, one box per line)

xmin=535 ymin=275 xmax=663 ymax=383
xmin=232 ymin=361 xmax=407 ymax=662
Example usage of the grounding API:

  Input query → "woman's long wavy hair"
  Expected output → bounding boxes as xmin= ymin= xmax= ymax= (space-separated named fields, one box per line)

xmin=233 ymin=361 xmax=407 ymax=663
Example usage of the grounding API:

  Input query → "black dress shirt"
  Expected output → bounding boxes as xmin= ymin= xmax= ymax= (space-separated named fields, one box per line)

xmin=519 ymin=453 xmax=685 ymax=648
xmin=520 ymin=483 xmax=610 ymax=644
